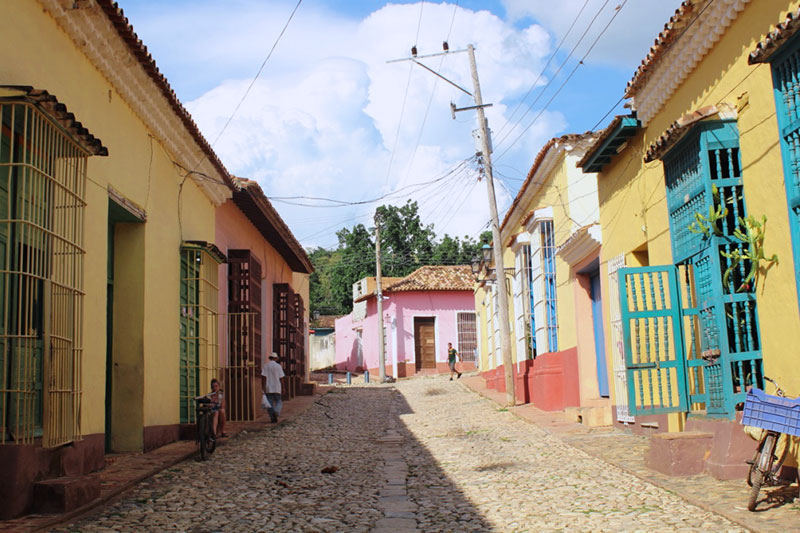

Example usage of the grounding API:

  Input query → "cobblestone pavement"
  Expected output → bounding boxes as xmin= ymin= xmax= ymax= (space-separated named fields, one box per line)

xmin=53 ymin=376 xmax=752 ymax=532
xmin=395 ymin=376 xmax=744 ymax=532
xmin=54 ymin=388 xmax=391 ymax=532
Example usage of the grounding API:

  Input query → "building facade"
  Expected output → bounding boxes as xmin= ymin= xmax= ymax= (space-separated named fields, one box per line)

xmin=475 ymin=133 xmax=610 ymax=423
xmin=335 ymin=266 xmax=478 ymax=377
xmin=578 ymin=0 xmax=800 ymax=478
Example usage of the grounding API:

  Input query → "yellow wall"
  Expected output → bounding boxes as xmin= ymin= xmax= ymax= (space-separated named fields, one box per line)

xmin=3 ymin=4 xmax=223 ymax=444
xmin=597 ymin=0 xmax=800 ymax=408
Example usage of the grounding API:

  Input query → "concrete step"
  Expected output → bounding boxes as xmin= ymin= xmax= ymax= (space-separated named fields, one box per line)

xmin=564 ymin=404 xmax=612 ymax=427
xmin=33 ymin=476 xmax=100 ymax=514
xmin=645 ymin=431 xmax=714 ymax=476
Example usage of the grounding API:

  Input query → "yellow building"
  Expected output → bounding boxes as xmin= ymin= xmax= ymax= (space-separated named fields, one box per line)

xmin=578 ymin=0 xmax=800 ymax=478
xmin=0 ymin=0 xmax=238 ymax=517
xmin=474 ymin=133 xmax=611 ymax=423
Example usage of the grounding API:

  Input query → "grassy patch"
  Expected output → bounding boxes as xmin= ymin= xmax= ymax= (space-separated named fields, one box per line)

xmin=497 ymin=407 xmax=508 ymax=412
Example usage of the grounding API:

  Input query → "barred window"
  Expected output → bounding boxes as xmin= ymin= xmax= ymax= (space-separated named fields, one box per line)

xmin=456 ymin=312 xmax=477 ymax=362
xmin=179 ymin=243 xmax=222 ymax=424
xmin=530 ymin=220 xmax=558 ymax=353
xmin=0 ymin=99 xmax=90 ymax=446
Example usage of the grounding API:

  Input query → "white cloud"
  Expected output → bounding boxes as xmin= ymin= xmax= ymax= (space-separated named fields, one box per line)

xmin=501 ymin=0 xmax=684 ymax=70
xmin=178 ymin=2 xmax=565 ymax=247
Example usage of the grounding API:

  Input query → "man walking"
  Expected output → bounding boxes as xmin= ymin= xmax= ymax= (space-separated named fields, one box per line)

xmin=262 ymin=352 xmax=285 ymax=423
xmin=447 ymin=342 xmax=462 ymax=381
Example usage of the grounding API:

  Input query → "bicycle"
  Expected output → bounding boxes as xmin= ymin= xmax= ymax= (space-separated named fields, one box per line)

xmin=742 ymin=376 xmax=800 ymax=511
xmin=194 ymin=396 xmax=217 ymax=461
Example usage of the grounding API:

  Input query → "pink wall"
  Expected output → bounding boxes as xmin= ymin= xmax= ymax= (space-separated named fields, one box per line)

xmin=334 ymin=290 xmax=476 ymax=375
xmin=215 ymin=200 xmax=297 ymax=367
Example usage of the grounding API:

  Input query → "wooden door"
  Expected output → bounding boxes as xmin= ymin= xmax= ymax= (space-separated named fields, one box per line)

xmin=414 ymin=317 xmax=436 ymax=370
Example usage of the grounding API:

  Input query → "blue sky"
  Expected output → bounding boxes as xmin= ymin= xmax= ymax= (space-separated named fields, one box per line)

xmin=119 ymin=0 xmax=682 ymax=248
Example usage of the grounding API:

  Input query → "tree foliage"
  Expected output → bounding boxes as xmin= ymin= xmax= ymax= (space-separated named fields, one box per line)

xmin=308 ymin=200 xmax=491 ymax=316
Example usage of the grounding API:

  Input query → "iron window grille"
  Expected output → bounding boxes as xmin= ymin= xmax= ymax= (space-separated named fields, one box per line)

xmin=768 ymin=34 xmax=800 ymax=312
xmin=456 ymin=312 xmax=477 ymax=362
xmin=0 ymin=101 xmax=87 ymax=447
xmin=179 ymin=244 xmax=221 ymax=424
xmin=530 ymin=220 xmax=558 ymax=353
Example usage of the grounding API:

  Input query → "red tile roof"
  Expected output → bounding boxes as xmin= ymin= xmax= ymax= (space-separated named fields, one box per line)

xmin=643 ymin=103 xmax=734 ymax=162
xmin=625 ymin=1 xmax=696 ymax=98
xmin=310 ymin=315 xmax=339 ymax=329
xmin=385 ymin=265 xmax=474 ymax=293
xmin=0 ymin=86 xmax=108 ymax=156
xmin=96 ymin=0 xmax=234 ymax=189
xmin=750 ymin=7 xmax=800 ymax=64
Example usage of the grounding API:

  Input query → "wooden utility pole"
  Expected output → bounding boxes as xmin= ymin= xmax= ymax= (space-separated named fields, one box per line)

xmin=386 ymin=43 xmax=515 ymax=404
xmin=375 ymin=211 xmax=386 ymax=382
xmin=466 ymin=44 xmax=515 ymax=407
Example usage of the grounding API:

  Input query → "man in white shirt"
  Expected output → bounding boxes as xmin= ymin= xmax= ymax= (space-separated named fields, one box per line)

xmin=262 ymin=352 xmax=285 ymax=423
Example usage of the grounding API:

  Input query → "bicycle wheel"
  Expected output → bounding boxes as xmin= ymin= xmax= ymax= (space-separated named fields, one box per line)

xmin=198 ymin=414 xmax=208 ymax=461
xmin=748 ymin=433 xmax=777 ymax=511
xmin=206 ymin=422 xmax=216 ymax=455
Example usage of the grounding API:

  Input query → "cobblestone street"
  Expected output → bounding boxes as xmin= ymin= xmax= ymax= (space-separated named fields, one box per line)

xmin=54 ymin=377 xmax=750 ymax=532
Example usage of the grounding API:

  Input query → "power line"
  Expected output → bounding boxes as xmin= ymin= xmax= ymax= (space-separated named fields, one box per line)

xmin=494 ymin=0 xmax=592 ymax=140
xmin=270 ymin=158 xmax=473 ymax=207
xmin=492 ymin=0 xmax=610 ymax=152
xmin=401 ymin=1 xmax=460 ymax=183
xmin=203 ymin=0 xmax=303 ymax=159
xmin=494 ymin=0 xmax=628 ymax=162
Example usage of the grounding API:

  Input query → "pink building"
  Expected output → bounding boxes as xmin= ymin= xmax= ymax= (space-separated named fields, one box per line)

xmin=335 ymin=266 xmax=478 ymax=377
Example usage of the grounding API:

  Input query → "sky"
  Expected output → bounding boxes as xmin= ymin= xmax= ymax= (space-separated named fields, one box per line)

xmin=119 ymin=0 xmax=683 ymax=250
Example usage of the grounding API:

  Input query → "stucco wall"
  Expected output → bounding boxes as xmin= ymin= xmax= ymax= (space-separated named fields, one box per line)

xmin=2 ymin=3 xmax=223 ymax=444
xmin=215 ymin=200 xmax=300 ymax=368
xmin=335 ymin=291 xmax=476 ymax=374
xmin=597 ymin=0 xmax=800 ymax=407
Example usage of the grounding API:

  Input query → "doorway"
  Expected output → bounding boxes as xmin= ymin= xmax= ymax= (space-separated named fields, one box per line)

xmin=414 ymin=317 xmax=436 ymax=370
xmin=589 ymin=271 xmax=609 ymax=397
xmin=106 ymin=196 xmax=145 ymax=452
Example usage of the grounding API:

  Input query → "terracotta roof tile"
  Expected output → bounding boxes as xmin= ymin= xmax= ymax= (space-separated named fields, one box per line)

xmin=625 ymin=1 xmax=696 ymax=98
xmin=384 ymin=265 xmax=473 ymax=293
xmin=96 ymin=0 xmax=234 ymax=189
xmin=750 ymin=7 xmax=800 ymax=64
xmin=643 ymin=103 xmax=735 ymax=162
xmin=310 ymin=315 xmax=340 ymax=329
xmin=0 ymin=86 xmax=108 ymax=156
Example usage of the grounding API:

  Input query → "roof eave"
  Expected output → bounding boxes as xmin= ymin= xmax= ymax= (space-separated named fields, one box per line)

xmin=232 ymin=183 xmax=314 ymax=274
xmin=577 ymin=115 xmax=640 ymax=173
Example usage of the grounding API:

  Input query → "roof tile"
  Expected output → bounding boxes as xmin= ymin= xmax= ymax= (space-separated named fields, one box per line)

xmin=384 ymin=265 xmax=473 ymax=293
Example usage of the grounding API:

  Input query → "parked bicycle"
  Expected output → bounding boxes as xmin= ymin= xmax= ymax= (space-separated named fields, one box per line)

xmin=742 ymin=376 xmax=800 ymax=511
xmin=194 ymin=396 xmax=217 ymax=461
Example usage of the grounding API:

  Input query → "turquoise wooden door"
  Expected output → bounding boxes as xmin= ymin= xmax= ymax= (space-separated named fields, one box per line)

xmin=663 ymin=121 xmax=763 ymax=417
xmin=619 ymin=266 xmax=690 ymax=415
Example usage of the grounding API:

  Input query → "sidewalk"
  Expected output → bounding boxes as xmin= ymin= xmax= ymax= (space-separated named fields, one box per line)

xmin=459 ymin=374 xmax=798 ymax=533
xmin=0 ymin=390 xmax=327 ymax=533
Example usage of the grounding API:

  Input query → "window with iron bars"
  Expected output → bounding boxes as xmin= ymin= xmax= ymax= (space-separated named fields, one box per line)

xmin=0 ymin=101 xmax=87 ymax=447
xmin=514 ymin=241 xmax=535 ymax=359
xmin=531 ymin=220 xmax=558 ymax=353
xmin=179 ymin=244 xmax=221 ymax=424
xmin=456 ymin=312 xmax=477 ymax=362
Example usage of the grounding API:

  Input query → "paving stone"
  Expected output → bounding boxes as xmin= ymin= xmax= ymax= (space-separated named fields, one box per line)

xmin=49 ymin=376 xmax=783 ymax=532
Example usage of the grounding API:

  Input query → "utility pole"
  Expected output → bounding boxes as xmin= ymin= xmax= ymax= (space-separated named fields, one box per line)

xmin=387 ymin=44 xmax=515 ymax=405
xmin=375 ymin=211 xmax=387 ymax=383
xmin=466 ymin=44 xmax=514 ymax=407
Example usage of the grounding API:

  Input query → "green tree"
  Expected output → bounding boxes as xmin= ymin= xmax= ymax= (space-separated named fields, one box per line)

xmin=376 ymin=200 xmax=436 ymax=277
xmin=328 ymin=223 xmax=374 ymax=313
